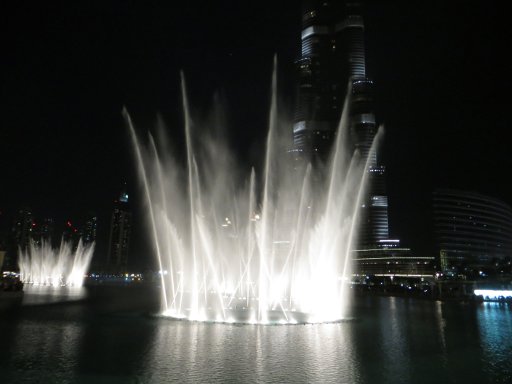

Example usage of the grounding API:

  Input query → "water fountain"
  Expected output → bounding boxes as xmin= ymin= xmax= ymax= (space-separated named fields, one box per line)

xmin=18 ymin=239 xmax=94 ymax=287
xmin=127 ymin=66 xmax=381 ymax=324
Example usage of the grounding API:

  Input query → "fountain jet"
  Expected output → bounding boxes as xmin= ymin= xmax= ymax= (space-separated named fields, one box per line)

xmin=127 ymin=65 xmax=381 ymax=324
xmin=18 ymin=239 xmax=94 ymax=287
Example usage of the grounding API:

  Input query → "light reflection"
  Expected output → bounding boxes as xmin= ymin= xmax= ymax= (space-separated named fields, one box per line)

xmin=477 ymin=302 xmax=512 ymax=382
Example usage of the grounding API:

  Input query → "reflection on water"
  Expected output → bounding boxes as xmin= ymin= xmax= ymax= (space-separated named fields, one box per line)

xmin=378 ymin=297 xmax=411 ymax=382
xmin=143 ymin=320 xmax=359 ymax=383
xmin=0 ymin=288 xmax=511 ymax=383
xmin=477 ymin=303 xmax=512 ymax=383
xmin=435 ymin=301 xmax=447 ymax=353
xmin=21 ymin=285 xmax=88 ymax=306
xmin=4 ymin=317 xmax=83 ymax=383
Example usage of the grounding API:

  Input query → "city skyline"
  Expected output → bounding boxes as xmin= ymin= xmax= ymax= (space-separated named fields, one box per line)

xmin=1 ymin=1 xmax=510 ymax=257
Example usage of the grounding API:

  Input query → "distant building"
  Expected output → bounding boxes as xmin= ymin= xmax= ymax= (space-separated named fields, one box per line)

xmin=62 ymin=219 xmax=81 ymax=247
xmin=32 ymin=217 xmax=55 ymax=246
xmin=353 ymin=243 xmax=435 ymax=278
xmin=433 ymin=189 xmax=512 ymax=278
xmin=293 ymin=0 xmax=390 ymax=249
xmin=82 ymin=214 xmax=97 ymax=245
xmin=11 ymin=207 xmax=34 ymax=251
xmin=39 ymin=218 xmax=55 ymax=243
xmin=0 ymin=250 xmax=5 ymax=271
xmin=3 ymin=207 xmax=34 ymax=270
xmin=107 ymin=189 xmax=132 ymax=273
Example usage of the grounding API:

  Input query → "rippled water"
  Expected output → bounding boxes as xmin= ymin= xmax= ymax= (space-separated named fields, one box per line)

xmin=1 ymin=286 xmax=511 ymax=383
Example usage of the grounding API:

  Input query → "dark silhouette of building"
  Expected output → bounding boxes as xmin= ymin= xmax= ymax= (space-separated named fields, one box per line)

xmin=293 ymin=0 xmax=389 ymax=248
xmin=81 ymin=214 xmax=97 ymax=245
xmin=433 ymin=189 xmax=512 ymax=278
xmin=11 ymin=207 xmax=34 ymax=251
xmin=107 ymin=189 xmax=132 ymax=273
xmin=62 ymin=219 xmax=81 ymax=247
xmin=3 ymin=207 xmax=34 ymax=270
xmin=38 ymin=218 xmax=55 ymax=244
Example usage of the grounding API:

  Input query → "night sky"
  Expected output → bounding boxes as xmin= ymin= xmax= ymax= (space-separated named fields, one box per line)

xmin=1 ymin=1 xmax=510 ymax=263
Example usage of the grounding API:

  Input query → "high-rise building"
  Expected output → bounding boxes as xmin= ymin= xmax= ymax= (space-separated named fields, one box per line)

xmin=2 ymin=207 xmax=35 ymax=271
xmin=62 ymin=219 xmax=81 ymax=247
xmin=294 ymin=0 xmax=389 ymax=248
xmin=39 ymin=217 xmax=55 ymax=244
xmin=82 ymin=214 xmax=97 ymax=245
xmin=107 ymin=189 xmax=132 ymax=273
xmin=11 ymin=207 xmax=34 ymax=251
xmin=30 ymin=217 xmax=55 ymax=246
xmin=433 ymin=189 xmax=512 ymax=278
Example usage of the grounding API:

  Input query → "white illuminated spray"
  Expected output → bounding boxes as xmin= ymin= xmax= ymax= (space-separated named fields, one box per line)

xmin=127 ymin=62 xmax=382 ymax=324
xmin=18 ymin=239 xmax=94 ymax=287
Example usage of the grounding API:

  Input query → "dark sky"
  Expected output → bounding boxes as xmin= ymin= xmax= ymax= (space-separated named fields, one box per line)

xmin=1 ymin=0 xmax=510 ymax=261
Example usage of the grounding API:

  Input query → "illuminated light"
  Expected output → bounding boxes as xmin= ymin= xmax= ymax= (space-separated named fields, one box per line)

xmin=474 ymin=289 xmax=512 ymax=299
xmin=163 ymin=309 xmax=186 ymax=319
xmin=18 ymin=239 xmax=93 ymax=287
xmin=301 ymin=25 xmax=329 ymax=40
xmin=128 ymin=63 xmax=374 ymax=326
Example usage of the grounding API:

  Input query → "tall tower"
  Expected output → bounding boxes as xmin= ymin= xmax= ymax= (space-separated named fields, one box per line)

xmin=294 ymin=0 xmax=389 ymax=248
xmin=11 ymin=207 xmax=34 ymax=251
xmin=107 ymin=189 xmax=132 ymax=273
xmin=82 ymin=214 xmax=98 ymax=245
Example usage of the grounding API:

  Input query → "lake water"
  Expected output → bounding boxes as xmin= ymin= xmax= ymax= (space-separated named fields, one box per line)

xmin=0 ymin=285 xmax=511 ymax=383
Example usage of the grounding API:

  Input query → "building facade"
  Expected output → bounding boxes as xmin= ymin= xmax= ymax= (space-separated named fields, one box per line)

xmin=82 ymin=214 xmax=98 ymax=245
xmin=293 ymin=0 xmax=389 ymax=248
xmin=107 ymin=190 xmax=132 ymax=273
xmin=433 ymin=189 xmax=512 ymax=278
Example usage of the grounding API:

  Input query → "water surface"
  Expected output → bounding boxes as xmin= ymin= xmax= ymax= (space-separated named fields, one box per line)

xmin=1 ymin=286 xmax=510 ymax=383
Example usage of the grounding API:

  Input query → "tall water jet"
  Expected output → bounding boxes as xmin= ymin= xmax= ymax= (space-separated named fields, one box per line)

xmin=18 ymin=239 xmax=94 ymax=287
xmin=127 ymin=66 xmax=381 ymax=324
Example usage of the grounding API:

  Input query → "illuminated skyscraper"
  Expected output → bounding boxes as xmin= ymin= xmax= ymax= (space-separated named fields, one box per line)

xmin=294 ymin=0 xmax=389 ymax=248
xmin=107 ymin=189 xmax=132 ymax=273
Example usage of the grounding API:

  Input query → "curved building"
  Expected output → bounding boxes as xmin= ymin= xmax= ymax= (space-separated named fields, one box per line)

xmin=433 ymin=189 xmax=512 ymax=275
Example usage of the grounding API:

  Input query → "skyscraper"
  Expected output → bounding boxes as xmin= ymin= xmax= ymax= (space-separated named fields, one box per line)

xmin=107 ymin=189 xmax=132 ymax=273
xmin=82 ymin=214 xmax=98 ymax=245
xmin=3 ymin=207 xmax=34 ymax=270
xmin=294 ymin=0 xmax=389 ymax=248
xmin=11 ymin=207 xmax=34 ymax=251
